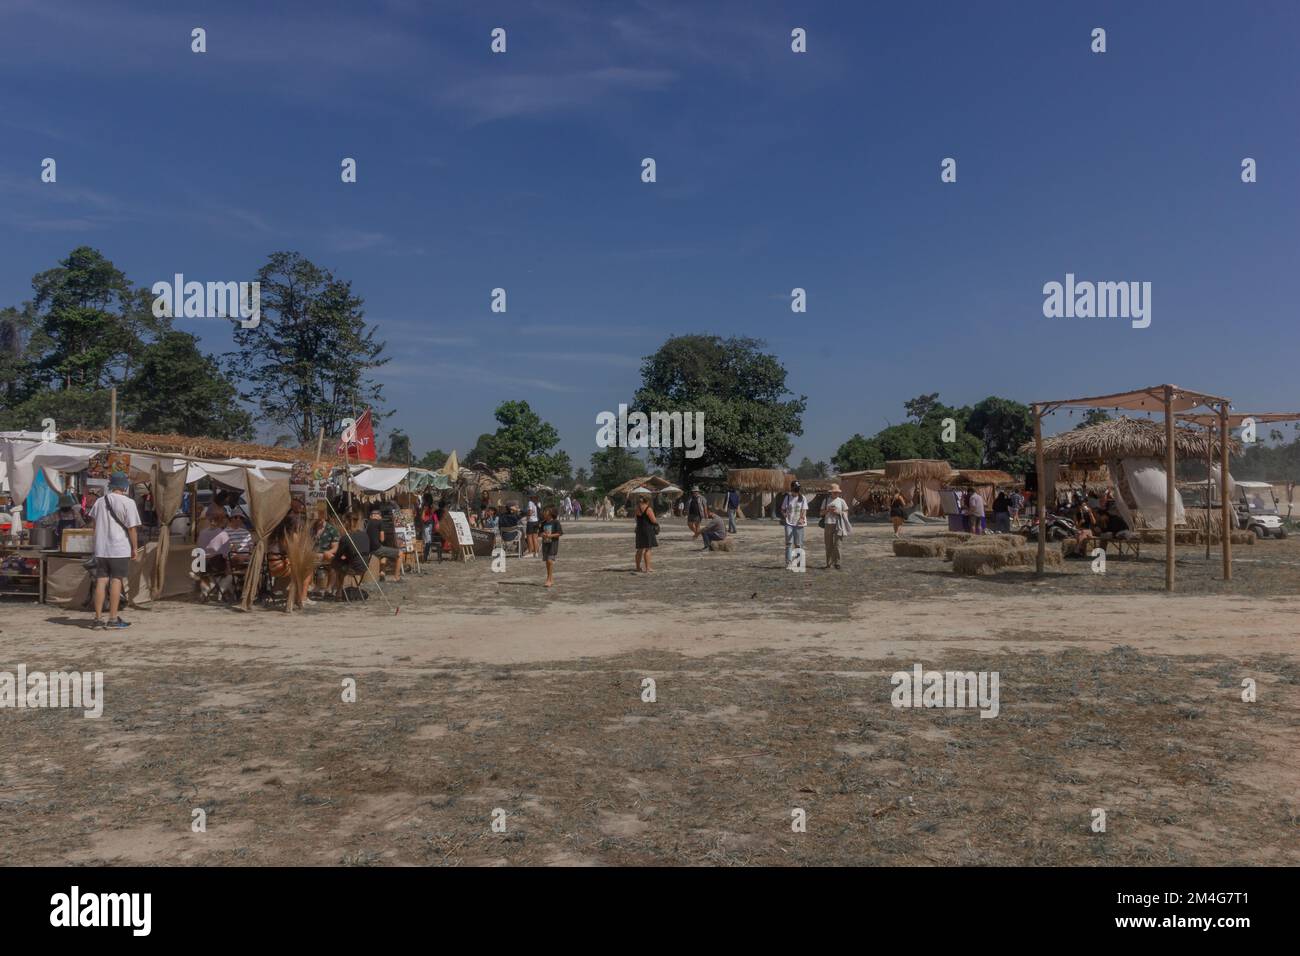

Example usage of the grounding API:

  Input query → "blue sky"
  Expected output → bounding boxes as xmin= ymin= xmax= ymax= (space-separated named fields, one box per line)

xmin=2 ymin=0 xmax=1297 ymax=467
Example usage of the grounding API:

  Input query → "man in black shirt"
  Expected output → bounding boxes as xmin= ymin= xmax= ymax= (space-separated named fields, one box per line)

xmin=365 ymin=506 xmax=403 ymax=581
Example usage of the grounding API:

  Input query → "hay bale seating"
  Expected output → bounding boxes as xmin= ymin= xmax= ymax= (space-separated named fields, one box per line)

xmin=951 ymin=545 xmax=1062 ymax=575
xmin=892 ymin=539 xmax=946 ymax=558
xmin=711 ymin=539 xmax=735 ymax=553
xmin=942 ymin=536 xmax=1023 ymax=560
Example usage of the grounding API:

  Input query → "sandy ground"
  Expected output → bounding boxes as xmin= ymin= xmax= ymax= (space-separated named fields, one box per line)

xmin=1 ymin=518 xmax=1297 ymax=866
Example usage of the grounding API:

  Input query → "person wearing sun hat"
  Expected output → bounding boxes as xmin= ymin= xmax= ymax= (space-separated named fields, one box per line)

xmin=821 ymin=482 xmax=850 ymax=570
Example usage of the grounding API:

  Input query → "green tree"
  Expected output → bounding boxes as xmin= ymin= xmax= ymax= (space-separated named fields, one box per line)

xmin=485 ymin=400 xmax=567 ymax=491
xmin=574 ymin=467 xmax=590 ymax=487
xmin=903 ymin=392 xmax=942 ymax=423
xmin=122 ymin=331 xmax=253 ymax=440
xmin=632 ymin=335 xmax=806 ymax=489
xmin=590 ymin=446 xmax=645 ymax=491
xmin=229 ymin=251 xmax=387 ymax=447
xmin=832 ymin=433 xmax=883 ymax=472
xmin=0 ymin=387 xmax=113 ymax=431
xmin=1073 ymin=408 xmax=1112 ymax=430
xmin=387 ymin=429 xmax=413 ymax=464
xmin=29 ymin=246 xmax=164 ymax=389
xmin=793 ymin=456 xmax=829 ymax=479
xmin=465 ymin=433 xmax=500 ymax=467
xmin=0 ymin=303 xmax=46 ymax=407
xmin=966 ymin=396 xmax=1033 ymax=473
xmin=417 ymin=449 xmax=449 ymax=470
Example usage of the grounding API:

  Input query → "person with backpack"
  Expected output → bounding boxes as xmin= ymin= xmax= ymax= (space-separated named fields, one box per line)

xmin=89 ymin=471 xmax=142 ymax=630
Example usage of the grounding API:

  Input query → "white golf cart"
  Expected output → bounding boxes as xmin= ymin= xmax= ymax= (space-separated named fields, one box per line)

xmin=1234 ymin=481 xmax=1287 ymax=539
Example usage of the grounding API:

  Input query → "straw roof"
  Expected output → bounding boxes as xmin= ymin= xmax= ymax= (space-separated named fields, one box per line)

xmin=1020 ymin=416 xmax=1237 ymax=463
xmin=950 ymin=469 xmax=1015 ymax=486
xmin=609 ymin=474 xmax=682 ymax=498
xmin=884 ymin=459 xmax=955 ymax=482
xmin=56 ymin=428 xmax=381 ymax=467
xmin=726 ymin=468 xmax=788 ymax=493
xmin=1058 ymin=463 xmax=1110 ymax=485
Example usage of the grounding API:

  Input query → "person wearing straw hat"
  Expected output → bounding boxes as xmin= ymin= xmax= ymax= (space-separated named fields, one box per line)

xmin=821 ymin=482 xmax=850 ymax=569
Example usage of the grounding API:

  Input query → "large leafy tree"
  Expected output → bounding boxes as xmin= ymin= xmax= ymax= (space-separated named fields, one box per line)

xmin=966 ymin=396 xmax=1033 ymax=473
xmin=29 ymin=246 xmax=166 ymax=389
xmin=386 ymin=429 xmax=413 ymax=464
xmin=0 ymin=304 xmax=46 ymax=408
xmin=590 ymin=446 xmax=645 ymax=491
xmin=485 ymin=400 xmax=567 ymax=491
xmin=832 ymin=433 xmax=883 ymax=472
xmin=229 ymin=251 xmax=387 ymax=446
xmin=632 ymin=335 xmax=806 ymax=488
xmin=123 ymin=331 xmax=252 ymax=439
xmin=417 ymin=448 xmax=449 ymax=470
xmin=465 ymin=433 xmax=500 ymax=467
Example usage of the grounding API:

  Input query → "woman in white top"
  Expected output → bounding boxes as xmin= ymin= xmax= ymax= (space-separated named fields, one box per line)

xmin=822 ymin=484 xmax=850 ymax=569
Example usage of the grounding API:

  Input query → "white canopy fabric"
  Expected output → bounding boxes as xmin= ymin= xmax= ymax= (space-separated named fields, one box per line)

xmin=1 ymin=439 xmax=100 ymax=504
xmin=1040 ymin=384 xmax=1226 ymax=415
xmin=350 ymin=466 xmax=409 ymax=493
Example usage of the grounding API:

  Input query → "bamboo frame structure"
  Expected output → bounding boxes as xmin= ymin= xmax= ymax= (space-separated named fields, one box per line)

xmin=1031 ymin=385 xmax=1231 ymax=592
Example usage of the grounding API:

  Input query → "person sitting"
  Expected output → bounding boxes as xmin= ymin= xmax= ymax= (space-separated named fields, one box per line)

xmin=497 ymin=503 xmax=522 ymax=553
xmin=366 ymin=506 xmax=402 ymax=581
xmin=194 ymin=511 xmax=233 ymax=601
xmin=482 ymin=507 xmax=499 ymax=531
xmin=331 ymin=510 xmax=372 ymax=598
xmin=693 ymin=510 xmax=728 ymax=551
xmin=1072 ymin=502 xmax=1098 ymax=554
xmin=225 ymin=510 xmax=254 ymax=573
xmin=40 ymin=494 xmax=86 ymax=540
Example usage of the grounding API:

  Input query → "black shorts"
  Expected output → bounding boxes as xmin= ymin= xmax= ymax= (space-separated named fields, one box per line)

xmin=94 ymin=556 xmax=130 ymax=580
xmin=526 ymin=521 xmax=540 ymax=535
xmin=541 ymin=543 xmax=559 ymax=560
xmin=373 ymin=546 xmax=400 ymax=559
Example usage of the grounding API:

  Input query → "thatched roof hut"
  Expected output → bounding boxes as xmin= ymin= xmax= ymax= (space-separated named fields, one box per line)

xmin=608 ymin=475 xmax=682 ymax=498
xmin=726 ymin=468 xmax=788 ymax=493
xmin=1019 ymin=416 xmax=1236 ymax=463
xmin=884 ymin=459 xmax=955 ymax=482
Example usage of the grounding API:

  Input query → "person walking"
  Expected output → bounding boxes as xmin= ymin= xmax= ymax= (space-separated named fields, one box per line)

xmin=781 ymin=480 xmax=809 ymax=568
xmin=725 ymin=486 xmax=740 ymax=534
xmin=634 ymin=495 xmax=659 ymax=572
xmin=1009 ymin=488 xmax=1024 ymax=524
xmin=539 ymin=506 xmax=562 ymax=587
xmin=889 ymin=491 xmax=908 ymax=537
xmin=821 ymin=483 xmax=850 ymax=569
xmin=89 ymin=471 xmax=142 ymax=630
xmin=686 ymin=486 xmax=707 ymax=536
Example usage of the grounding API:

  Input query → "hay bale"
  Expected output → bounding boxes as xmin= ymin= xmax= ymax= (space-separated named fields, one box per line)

xmin=711 ymin=539 xmax=735 ymax=553
xmin=1231 ymin=531 xmax=1255 ymax=546
xmin=942 ymin=536 xmax=1022 ymax=560
xmin=892 ymin=539 xmax=946 ymax=558
xmin=952 ymin=545 xmax=1061 ymax=575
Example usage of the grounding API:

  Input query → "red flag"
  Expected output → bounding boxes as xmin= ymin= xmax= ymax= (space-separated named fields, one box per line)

xmin=337 ymin=409 xmax=377 ymax=462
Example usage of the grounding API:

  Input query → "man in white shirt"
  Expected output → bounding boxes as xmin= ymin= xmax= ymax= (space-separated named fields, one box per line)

xmin=781 ymin=480 xmax=809 ymax=568
xmin=967 ymin=489 xmax=986 ymax=535
xmin=90 ymin=472 xmax=142 ymax=630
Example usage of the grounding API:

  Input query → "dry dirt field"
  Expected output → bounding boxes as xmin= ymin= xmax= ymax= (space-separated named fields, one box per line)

xmin=2 ymin=518 xmax=1297 ymax=866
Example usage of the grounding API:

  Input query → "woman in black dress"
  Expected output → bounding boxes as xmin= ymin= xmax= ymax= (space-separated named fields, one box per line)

xmin=634 ymin=496 xmax=659 ymax=573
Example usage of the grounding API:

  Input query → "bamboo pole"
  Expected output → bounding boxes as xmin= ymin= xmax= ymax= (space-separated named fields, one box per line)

xmin=109 ymin=387 xmax=117 ymax=449
xmin=1164 ymin=386 xmax=1175 ymax=592
xmin=1220 ymin=402 xmax=1232 ymax=580
xmin=1205 ymin=421 xmax=1212 ymax=560
xmin=1034 ymin=404 xmax=1046 ymax=575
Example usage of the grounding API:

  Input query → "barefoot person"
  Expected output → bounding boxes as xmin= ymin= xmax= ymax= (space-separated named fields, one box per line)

xmin=539 ymin=506 xmax=562 ymax=587
xmin=634 ymin=495 xmax=658 ymax=572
